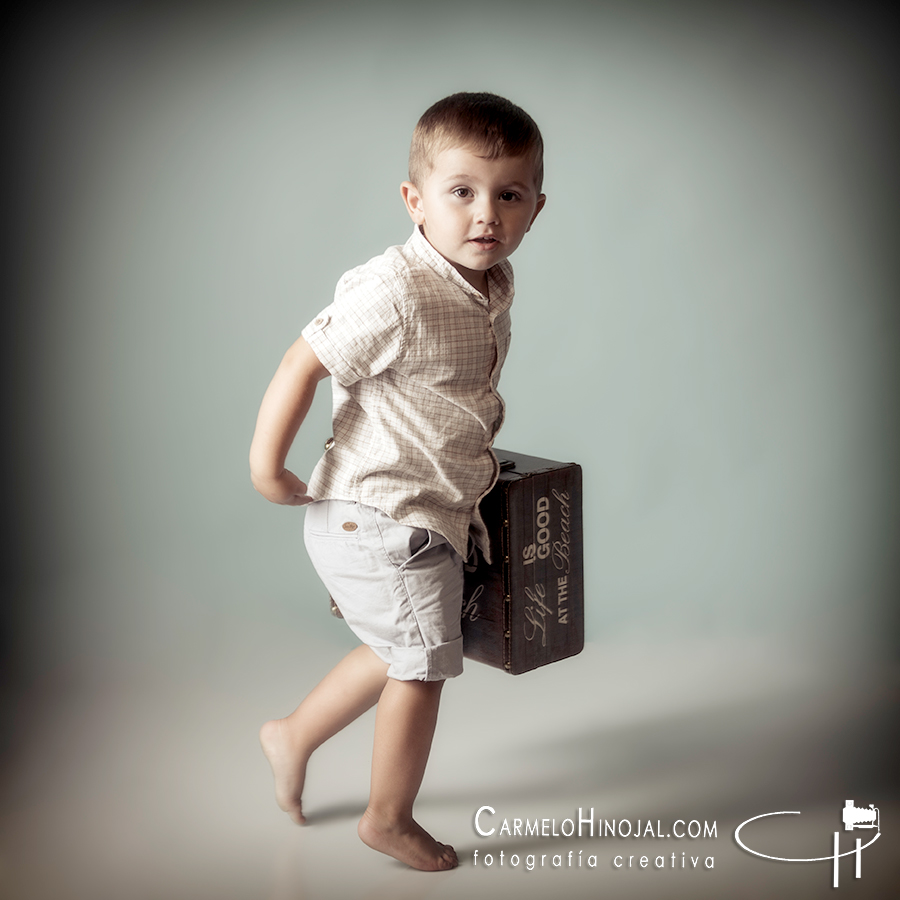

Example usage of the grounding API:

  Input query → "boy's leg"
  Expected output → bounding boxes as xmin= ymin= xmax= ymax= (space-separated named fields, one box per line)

xmin=358 ymin=677 xmax=458 ymax=871
xmin=260 ymin=644 xmax=389 ymax=824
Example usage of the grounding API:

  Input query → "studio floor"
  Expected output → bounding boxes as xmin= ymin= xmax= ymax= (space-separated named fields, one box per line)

xmin=2 ymin=634 xmax=897 ymax=900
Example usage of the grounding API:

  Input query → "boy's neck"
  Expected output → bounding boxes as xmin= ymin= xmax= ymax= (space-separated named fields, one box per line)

xmin=443 ymin=251 xmax=490 ymax=296
xmin=465 ymin=270 xmax=489 ymax=297
xmin=419 ymin=227 xmax=490 ymax=296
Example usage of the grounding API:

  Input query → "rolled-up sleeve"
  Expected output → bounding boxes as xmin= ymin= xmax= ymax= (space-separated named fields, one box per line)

xmin=302 ymin=268 xmax=404 ymax=386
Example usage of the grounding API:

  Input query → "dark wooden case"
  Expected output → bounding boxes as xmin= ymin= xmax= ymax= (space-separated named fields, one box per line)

xmin=462 ymin=449 xmax=584 ymax=674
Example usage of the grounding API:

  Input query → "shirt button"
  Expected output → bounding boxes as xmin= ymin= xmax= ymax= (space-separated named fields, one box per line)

xmin=324 ymin=437 xmax=335 ymax=450
xmin=314 ymin=317 xmax=323 ymax=325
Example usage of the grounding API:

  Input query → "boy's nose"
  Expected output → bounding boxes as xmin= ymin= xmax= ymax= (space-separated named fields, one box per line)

xmin=476 ymin=200 xmax=500 ymax=224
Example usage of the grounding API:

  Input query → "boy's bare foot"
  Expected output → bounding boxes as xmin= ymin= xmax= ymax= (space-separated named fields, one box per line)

xmin=357 ymin=808 xmax=458 ymax=871
xmin=259 ymin=718 xmax=308 ymax=825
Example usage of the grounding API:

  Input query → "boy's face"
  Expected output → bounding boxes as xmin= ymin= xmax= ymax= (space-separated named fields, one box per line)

xmin=401 ymin=146 xmax=546 ymax=292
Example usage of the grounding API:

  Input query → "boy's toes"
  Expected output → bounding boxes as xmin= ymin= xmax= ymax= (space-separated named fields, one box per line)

xmin=289 ymin=805 xmax=306 ymax=826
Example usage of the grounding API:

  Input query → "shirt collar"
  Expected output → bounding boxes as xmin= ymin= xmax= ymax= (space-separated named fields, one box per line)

xmin=407 ymin=226 xmax=514 ymax=312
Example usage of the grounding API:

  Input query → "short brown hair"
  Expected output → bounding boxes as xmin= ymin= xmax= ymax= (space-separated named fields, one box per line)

xmin=408 ymin=92 xmax=544 ymax=192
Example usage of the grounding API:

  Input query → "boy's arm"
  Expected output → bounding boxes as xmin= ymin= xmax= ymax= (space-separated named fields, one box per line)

xmin=249 ymin=336 xmax=330 ymax=505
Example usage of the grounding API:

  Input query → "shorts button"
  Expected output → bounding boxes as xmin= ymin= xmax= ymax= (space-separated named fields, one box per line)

xmin=342 ymin=521 xmax=358 ymax=532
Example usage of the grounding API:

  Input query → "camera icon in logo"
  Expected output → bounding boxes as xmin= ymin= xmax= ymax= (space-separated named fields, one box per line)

xmin=842 ymin=799 xmax=879 ymax=831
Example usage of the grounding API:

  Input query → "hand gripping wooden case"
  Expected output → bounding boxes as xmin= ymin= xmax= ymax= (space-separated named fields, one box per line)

xmin=462 ymin=449 xmax=584 ymax=674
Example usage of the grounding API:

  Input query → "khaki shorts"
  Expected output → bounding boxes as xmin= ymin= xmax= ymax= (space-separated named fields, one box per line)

xmin=303 ymin=500 xmax=464 ymax=681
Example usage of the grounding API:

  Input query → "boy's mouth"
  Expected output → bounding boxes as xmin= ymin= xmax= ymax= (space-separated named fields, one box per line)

xmin=470 ymin=236 xmax=499 ymax=245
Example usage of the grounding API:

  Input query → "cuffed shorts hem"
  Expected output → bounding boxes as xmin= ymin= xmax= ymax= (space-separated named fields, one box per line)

xmin=367 ymin=637 xmax=464 ymax=681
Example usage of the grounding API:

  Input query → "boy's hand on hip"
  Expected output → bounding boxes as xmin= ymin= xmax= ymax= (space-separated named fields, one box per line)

xmin=253 ymin=468 xmax=313 ymax=506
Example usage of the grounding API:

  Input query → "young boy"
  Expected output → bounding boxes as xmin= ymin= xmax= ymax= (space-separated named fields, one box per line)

xmin=249 ymin=92 xmax=545 ymax=871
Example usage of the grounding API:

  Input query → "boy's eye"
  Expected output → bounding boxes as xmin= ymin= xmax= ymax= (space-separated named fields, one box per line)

xmin=500 ymin=191 xmax=520 ymax=202
xmin=453 ymin=188 xmax=472 ymax=198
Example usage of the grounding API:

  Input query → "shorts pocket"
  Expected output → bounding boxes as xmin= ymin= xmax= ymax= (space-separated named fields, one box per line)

xmin=373 ymin=509 xmax=444 ymax=570
xmin=304 ymin=500 xmax=363 ymax=539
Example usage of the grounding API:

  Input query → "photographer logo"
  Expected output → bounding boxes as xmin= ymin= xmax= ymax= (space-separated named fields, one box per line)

xmin=734 ymin=800 xmax=881 ymax=888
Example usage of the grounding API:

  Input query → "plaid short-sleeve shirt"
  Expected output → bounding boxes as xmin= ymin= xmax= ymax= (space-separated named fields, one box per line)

xmin=302 ymin=226 xmax=514 ymax=560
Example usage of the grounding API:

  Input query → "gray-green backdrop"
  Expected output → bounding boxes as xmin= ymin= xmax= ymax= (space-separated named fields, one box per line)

xmin=9 ymin=0 xmax=897 ymax=673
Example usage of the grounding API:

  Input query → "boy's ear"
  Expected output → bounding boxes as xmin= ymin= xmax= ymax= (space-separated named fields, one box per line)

xmin=401 ymin=181 xmax=426 ymax=225
xmin=527 ymin=193 xmax=546 ymax=232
